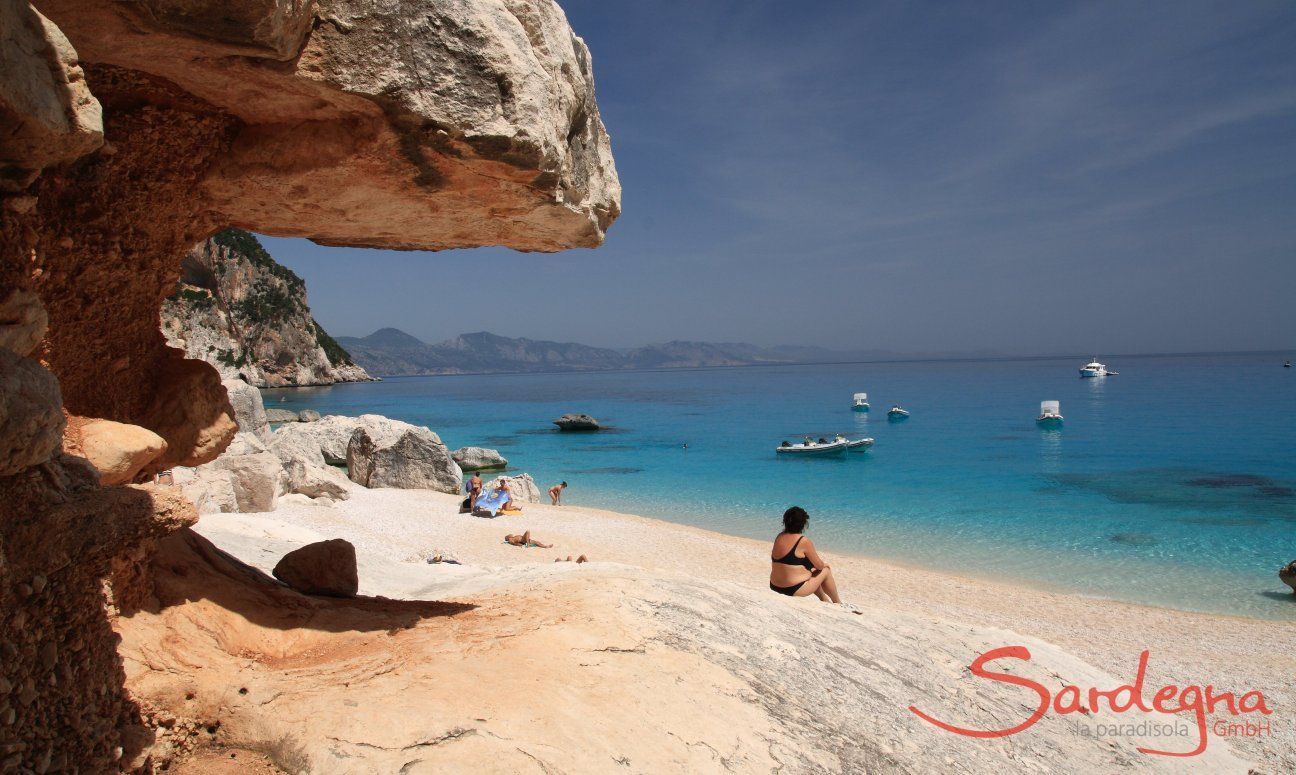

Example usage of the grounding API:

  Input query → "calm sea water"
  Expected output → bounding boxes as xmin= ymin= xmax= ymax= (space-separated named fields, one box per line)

xmin=265 ymin=353 xmax=1296 ymax=619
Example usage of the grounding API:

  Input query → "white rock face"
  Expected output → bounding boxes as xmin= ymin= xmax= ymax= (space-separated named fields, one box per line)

xmin=484 ymin=472 xmax=541 ymax=503
xmin=282 ymin=458 xmax=351 ymax=501
xmin=270 ymin=415 xmax=368 ymax=467
xmin=39 ymin=0 xmax=620 ymax=251
xmin=79 ymin=418 xmax=168 ymax=486
xmin=0 ymin=349 xmax=64 ymax=475
xmin=222 ymin=379 xmax=269 ymax=441
xmin=0 ymin=1 xmax=103 ymax=191
xmin=178 ymin=450 xmax=287 ymax=514
xmin=452 ymin=446 xmax=508 ymax=471
xmin=347 ymin=421 xmax=462 ymax=494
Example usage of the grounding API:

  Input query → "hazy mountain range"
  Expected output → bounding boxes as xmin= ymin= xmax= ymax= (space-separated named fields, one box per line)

xmin=334 ymin=329 xmax=983 ymax=376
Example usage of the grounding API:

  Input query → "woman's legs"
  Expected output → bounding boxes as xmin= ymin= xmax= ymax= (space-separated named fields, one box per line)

xmin=792 ymin=566 xmax=841 ymax=603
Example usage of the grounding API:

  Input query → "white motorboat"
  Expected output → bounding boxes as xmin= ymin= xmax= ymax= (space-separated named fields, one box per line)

xmin=777 ymin=438 xmax=848 ymax=456
xmin=852 ymin=392 xmax=870 ymax=412
xmin=887 ymin=405 xmax=910 ymax=419
xmin=835 ymin=434 xmax=874 ymax=451
xmin=1037 ymin=400 xmax=1063 ymax=426
xmin=1079 ymin=359 xmax=1117 ymax=377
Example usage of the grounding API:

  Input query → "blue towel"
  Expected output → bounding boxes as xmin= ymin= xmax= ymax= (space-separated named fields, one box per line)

xmin=475 ymin=487 xmax=510 ymax=516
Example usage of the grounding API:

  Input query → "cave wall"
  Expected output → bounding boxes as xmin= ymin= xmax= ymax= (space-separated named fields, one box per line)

xmin=1 ymin=0 xmax=619 ymax=769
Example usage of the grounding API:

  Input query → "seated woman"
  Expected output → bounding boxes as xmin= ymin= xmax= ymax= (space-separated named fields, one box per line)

xmin=769 ymin=506 xmax=858 ymax=612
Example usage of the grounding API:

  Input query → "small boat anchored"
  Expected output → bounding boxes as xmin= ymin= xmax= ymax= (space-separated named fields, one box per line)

xmin=888 ymin=405 xmax=910 ymax=420
xmin=1037 ymin=400 xmax=1063 ymax=427
xmin=1079 ymin=358 xmax=1117 ymax=378
xmin=852 ymin=392 xmax=870 ymax=412
xmin=777 ymin=437 xmax=848 ymax=455
xmin=835 ymin=434 xmax=874 ymax=451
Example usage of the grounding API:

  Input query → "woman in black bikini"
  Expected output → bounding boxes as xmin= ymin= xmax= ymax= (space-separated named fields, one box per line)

xmin=770 ymin=506 xmax=852 ymax=609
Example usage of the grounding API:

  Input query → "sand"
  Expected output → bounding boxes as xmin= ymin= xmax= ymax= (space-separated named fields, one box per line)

xmin=127 ymin=486 xmax=1294 ymax=773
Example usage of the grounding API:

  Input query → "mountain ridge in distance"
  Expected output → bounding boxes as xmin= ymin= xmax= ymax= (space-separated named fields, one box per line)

xmin=333 ymin=328 xmax=990 ymax=376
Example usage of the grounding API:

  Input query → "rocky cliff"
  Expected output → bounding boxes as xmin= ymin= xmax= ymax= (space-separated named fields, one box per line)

xmin=161 ymin=228 xmax=373 ymax=387
xmin=0 ymin=0 xmax=618 ymax=770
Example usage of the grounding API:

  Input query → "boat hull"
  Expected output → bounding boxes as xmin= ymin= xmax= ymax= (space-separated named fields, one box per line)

xmin=845 ymin=439 xmax=874 ymax=451
xmin=852 ymin=404 xmax=869 ymax=412
xmin=1036 ymin=416 xmax=1064 ymax=427
xmin=776 ymin=442 xmax=848 ymax=456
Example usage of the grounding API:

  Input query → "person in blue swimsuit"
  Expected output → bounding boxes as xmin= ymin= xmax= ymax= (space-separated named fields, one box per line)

xmin=769 ymin=506 xmax=856 ymax=612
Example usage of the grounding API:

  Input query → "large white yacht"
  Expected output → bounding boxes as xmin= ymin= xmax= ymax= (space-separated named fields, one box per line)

xmin=1079 ymin=358 xmax=1113 ymax=378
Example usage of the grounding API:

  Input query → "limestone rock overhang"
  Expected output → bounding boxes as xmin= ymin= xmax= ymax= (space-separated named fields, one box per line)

xmin=34 ymin=0 xmax=622 ymax=251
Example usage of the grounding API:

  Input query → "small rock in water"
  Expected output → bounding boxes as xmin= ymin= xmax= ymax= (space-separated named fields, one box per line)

xmin=553 ymin=413 xmax=600 ymax=431
xmin=298 ymin=409 xmax=321 ymax=422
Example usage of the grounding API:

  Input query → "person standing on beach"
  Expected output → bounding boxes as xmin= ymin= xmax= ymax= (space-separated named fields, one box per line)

xmin=549 ymin=481 xmax=568 ymax=505
xmin=468 ymin=471 xmax=483 ymax=509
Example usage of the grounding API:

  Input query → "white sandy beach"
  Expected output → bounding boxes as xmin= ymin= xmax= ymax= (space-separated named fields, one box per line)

xmin=123 ymin=485 xmax=1296 ymax=774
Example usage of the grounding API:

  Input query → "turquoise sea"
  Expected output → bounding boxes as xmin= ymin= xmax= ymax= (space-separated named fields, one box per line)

xmin=265 ymin=352 xmax=1296 ymax=619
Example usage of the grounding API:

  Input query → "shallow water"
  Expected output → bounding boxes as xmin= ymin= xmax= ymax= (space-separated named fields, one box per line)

xmin=265 ymin=352 xmax=1296 ymax=619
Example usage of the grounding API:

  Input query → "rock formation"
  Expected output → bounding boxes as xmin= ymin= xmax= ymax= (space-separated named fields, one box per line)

xmin=78 ymin=418 xmax=168 ymax=486
xmin=485 ymin=472 xmax=542 ymax=503
xmin=0 ymin=0 xmax=618 ymax=767
xmin=452 ymin=445 xmax=509 ymax=471
xmin=347 ymin=420 xmax=463 ymax=494
xmin=264 ymin=408 xmax=302 ymax=424
xmin=271 ymin=538 xmax=359 ymax=597
xmin=554 ymin=412 xmax=600 ymax=430
xmin=161 ymin=229 xmax=374 ymax=387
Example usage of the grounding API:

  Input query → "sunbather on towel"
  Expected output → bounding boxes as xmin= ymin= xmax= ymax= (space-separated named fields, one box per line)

xmin=504 ymin=530 xmax=552 ymax=548
xmin=473 ymin=481 xmax=515 ymax=517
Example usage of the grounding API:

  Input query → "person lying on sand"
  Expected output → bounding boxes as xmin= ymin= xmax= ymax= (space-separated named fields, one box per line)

xmin=504 ymin=530 xmax=552 ymax=549
xmin=554 ymin=555 xmax=588 ymax=563
xmin=549 ymin=481 xmax=567 ymax=505
xmin=769 ymin=506 xmax=859 ymax=613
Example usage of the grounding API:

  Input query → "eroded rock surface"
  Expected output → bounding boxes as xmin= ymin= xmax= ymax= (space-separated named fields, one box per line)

xmin=272 ymin=538 xmax=359 ymax=597
xmin=452 ymin=445 xmax=508 ymax=471
xmin=346 ymin=420 xmax=462 ymax=494
xmin=79 ymin=418 xmax=168 ymax=486
xmin=484 ymin=472 xmax=542 ymax=503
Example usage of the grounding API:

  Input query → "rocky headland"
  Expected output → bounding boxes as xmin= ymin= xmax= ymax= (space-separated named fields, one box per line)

xmin=162 ymin=229 xmax=373 ymax=387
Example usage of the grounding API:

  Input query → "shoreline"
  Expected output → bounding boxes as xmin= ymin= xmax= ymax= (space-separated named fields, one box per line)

xmin=195 ymin=486 xmax=1296 ymax=771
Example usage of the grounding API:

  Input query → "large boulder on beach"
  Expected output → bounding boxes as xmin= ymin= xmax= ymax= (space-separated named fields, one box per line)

xmin=223 ymin=379 xmax=270 ymax=440
xmin=553 ymin=413 xmax=601 ymax=431
xmin=272 ymin=539 xmax=358 ymax=598
xmin=347 ymin=420 xmax=462 ymax=494
xmin=298 ymin=409 xmax=321 ymax=422
xmin=452 ymin=446 xmax=509 ymax=471
xmin=282 ymin=459 xmax=351 ymax=501
xmin=484 ymin=473 xmax=542 ymax=504
xmin=175 ymin=449 xmax=287 ymax=514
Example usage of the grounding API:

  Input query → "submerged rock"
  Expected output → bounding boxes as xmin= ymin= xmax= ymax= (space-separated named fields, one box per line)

xmin=554 ymin=413 xmax=601 ymax=431
xmin=452 ymin=446 xmax=508 ymax=471
xmin=272 ymin=539 xmax=358 ymax=598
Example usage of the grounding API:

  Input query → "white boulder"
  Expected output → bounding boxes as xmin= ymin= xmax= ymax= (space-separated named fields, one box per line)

xmin=484 ymin=473 xmax=541 ymax=504
xmin=223 ymin=379 xmax=269 ymax=441
xmin=452 ymin=446 xmax=508 ymax=471
xmin=346 ymin=420 xmax=461 ymax=494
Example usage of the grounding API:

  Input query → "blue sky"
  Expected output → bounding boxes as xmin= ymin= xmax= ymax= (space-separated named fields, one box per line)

xmin=263 ymin=0 xmax=1296 ymax=354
